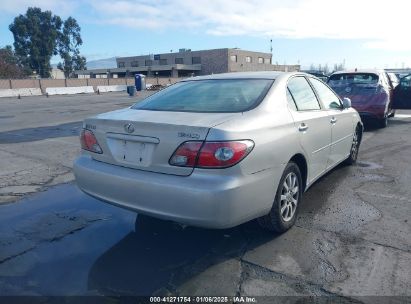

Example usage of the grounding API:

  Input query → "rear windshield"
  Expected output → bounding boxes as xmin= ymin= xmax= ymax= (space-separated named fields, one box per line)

xmin=328 ymin=73 xmax=379 ymax=86
xmin=132 ymin=79 xmax=274 ymax=113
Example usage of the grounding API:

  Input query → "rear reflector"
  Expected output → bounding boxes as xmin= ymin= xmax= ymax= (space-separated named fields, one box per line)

xmin=169 ymin=140 xmax=254 ymax=168
xmin=169 ymin=141 xmax=202 ymax=167
xmin=80 ymin=129 xmax=103 ymax=154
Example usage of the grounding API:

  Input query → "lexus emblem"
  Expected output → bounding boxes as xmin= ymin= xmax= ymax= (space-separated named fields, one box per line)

xmin=124 ymin=123 xmax=135 ymax=133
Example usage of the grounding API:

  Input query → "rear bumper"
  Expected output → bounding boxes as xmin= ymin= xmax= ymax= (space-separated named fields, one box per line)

xmin=73 ymin=155 xmax=276 ymax=228
xmin=358 ymin=111 xmax=385 ymax=120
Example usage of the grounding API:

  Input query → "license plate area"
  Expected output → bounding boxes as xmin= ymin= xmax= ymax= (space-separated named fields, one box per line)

xmin=106 ymin=136 xmax=157 ymax=167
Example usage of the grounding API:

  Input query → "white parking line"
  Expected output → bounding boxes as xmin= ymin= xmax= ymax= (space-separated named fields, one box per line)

xmin=393 ymin=114 xmax=411 ymax=118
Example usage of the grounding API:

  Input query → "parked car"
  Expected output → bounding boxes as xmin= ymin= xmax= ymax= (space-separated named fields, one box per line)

xmin=74 ymin=72 xmax=363 ymax=233
xmin=393 ymin=74 xmax=411 ymax=109
xmin=303 ymin=70 xmax=329 ymax=82
xmin=328 ymin=70 xmax=395 ymax=127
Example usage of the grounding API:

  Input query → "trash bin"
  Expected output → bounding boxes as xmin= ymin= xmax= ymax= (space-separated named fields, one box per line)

xmin=135 ymin=74 xmax=146 ymax=91
xmin=127 ymin=85 xmax=136 ymax=96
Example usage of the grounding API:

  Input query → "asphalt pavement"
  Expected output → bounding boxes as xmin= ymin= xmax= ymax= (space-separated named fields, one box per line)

xmin=0 ymin=93 xmax=410 ymax=302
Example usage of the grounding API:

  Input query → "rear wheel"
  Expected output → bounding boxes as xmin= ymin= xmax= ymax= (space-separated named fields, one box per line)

xmin=258 ymin=162 xmax=302 ymax=233
xmin=378 ymin=114 xmax=388 ymax=128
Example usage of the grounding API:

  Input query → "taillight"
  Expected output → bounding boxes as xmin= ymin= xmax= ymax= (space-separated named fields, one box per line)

xmin=80 ymin=129 xmax=103 ymax=154
xmin=169 ymin=140 xmax=254 ymax=168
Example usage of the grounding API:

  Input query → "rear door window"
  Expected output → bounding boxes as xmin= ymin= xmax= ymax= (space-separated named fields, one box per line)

xmin=309 ymin=78 xmax=342 ymax=109
xmin=287 ymin=77 xmax=321 ymax=111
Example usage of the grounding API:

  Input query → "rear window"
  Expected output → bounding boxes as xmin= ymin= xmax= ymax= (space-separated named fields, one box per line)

xmin=132 ymin=79 xmax=273 ymax=113
xmin=328 ymin=73 xmax=380 ymax=96
xmin=328 ymin=73 xmax=379 ymax=85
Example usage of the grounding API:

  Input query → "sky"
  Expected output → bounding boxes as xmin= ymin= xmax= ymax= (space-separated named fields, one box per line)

xmin=0 ymin=0 xmax=410 ymax=69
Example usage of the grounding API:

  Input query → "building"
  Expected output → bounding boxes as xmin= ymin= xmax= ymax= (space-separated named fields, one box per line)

xmin=51 ymin=68 xmax=65 ymax=79
xmin=75 ymin=48 xmax=300 ymax=78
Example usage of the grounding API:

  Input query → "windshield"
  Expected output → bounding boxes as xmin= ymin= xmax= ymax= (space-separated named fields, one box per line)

xmin=132 ymin=79 xmax=274 ymax=113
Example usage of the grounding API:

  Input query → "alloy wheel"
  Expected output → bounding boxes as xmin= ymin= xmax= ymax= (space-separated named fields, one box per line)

xmin=280 ymin=172 xmax=299 ymax=222
xmin=351 ymin=130 xmax=359 ymax=160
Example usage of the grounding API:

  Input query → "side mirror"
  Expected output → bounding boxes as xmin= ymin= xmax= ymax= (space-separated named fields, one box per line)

xmin=342 ymin=97 xmax=351 ymax=109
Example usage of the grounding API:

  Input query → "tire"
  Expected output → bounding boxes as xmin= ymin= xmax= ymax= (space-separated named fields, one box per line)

xmin=258 ymin=162 xmax=302 ymax=233
xmin=388 ymin=110 xmax=396 ymax=118
xmin=345 ymin=125 xmax=361 ymax=165
xmin=378 ymin=115 xmax=388 ymax=128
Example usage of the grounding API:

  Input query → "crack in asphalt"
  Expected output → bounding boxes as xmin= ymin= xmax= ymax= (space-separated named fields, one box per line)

xmin=0 ymin=216 xmax=107 ymax=265
xmin=238 ymin=260 xmax=364 ymax=303
xmin=0 ymin=247 xmax=35 ymax=264
xmin=235 ymin=228 xmax=255 ymax=297
xmin=295 ymin=223 xmax=410 ymax=255
xmin=0 ymin=147 xmax=74 ymax=203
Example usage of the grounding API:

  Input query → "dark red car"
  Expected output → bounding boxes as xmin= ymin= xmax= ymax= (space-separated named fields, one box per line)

xmin=328 ymin=70 xmax=395 ymax=128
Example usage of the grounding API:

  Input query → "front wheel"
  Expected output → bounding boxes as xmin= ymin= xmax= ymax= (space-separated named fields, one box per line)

xmin=258 ymin=162 xmax=302 ymax=233
xmin=345 ymin=126 xmax=361 ymax=165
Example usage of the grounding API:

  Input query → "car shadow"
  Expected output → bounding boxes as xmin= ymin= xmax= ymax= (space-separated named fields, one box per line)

xmin=86 ymin=160 xmax=359 ymax=296
xmin=87 ymin=215 xmax=277 ymax=296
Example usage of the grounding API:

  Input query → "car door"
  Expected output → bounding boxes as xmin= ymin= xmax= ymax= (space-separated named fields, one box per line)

xmin=309 ymin=77 xmax=353 ymax=166
xmin=382 ymin=72 xmax=394 ymax=112
xmin=393 ymin=74 xmax=411 ymax=109
xmin=287 ymin=76 xmax=332 ymax=182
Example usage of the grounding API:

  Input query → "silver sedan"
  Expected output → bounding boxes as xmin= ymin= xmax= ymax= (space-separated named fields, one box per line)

xmin=74 ymin=72 xmax=363 ymax=233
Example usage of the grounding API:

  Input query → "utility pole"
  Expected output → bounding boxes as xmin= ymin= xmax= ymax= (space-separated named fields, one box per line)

xmin=270 ymin=39 xmax=273 ymax=63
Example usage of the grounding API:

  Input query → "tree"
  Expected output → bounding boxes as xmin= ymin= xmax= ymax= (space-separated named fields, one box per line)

xmin=0 ymin=45 xmax=30 ymax=78
xmin=58 ymin=17 xmax=86 ymax=77
xmin=9 ymin=7 xmax=62 ymax=78
xmin=9 ymin=7 xmax=86 ymax=79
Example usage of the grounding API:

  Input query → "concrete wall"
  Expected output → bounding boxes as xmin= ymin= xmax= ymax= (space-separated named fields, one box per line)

xmin=0 ymin=77 xmax=180 ymax=93
xmin=46 ymin=86 xmax=94 ymax=95
xmin=0 ymin=88 xmax=42 ymax=98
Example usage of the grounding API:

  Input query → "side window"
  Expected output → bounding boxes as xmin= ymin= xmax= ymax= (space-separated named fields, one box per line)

xmin=287 ymin=77 xmax=321 ymax=111
xmin=309 ymin=78 xmax=342 ymax=110
xmin=401 ymin=75 xmax=411 ymax=88
xmin=286 ymin=88 xmax=297 ymax=111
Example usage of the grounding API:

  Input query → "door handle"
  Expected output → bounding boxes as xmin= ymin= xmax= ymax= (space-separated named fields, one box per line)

xmin=298 ymin=123 xmax=308 ymax=132
xmin=330 ymin=117 xmax=337 ymax=124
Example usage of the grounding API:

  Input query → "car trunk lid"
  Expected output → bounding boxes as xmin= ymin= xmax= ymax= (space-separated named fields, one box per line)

xmin=83 ymin=108 xmax=239 ymax=176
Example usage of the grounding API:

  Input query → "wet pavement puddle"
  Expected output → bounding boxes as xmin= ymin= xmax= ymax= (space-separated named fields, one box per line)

xmin=0 ymin=183 xmax=272 ymax=296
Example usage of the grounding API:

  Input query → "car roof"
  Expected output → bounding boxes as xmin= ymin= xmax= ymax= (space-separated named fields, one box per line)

xmin=181 ymin=71 xmax=294 ymax=81
xmin=331 ymin=69 xmax=384 ymax=76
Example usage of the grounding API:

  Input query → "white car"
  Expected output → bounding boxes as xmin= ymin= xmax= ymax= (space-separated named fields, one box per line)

xmin=74 ymin=72 xmax=362 ymax=233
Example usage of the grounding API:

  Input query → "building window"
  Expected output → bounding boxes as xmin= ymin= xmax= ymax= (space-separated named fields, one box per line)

xmin=145 ymin=60 xmax=153 ymax=66
xmin=118 ymin=62 xmax=125 ymax=68
xmin=192 ymin=57 xmax=201 ymax=64
xmin=258 ymin=57 xmax=263 ymax=64
xmin=230 ymin=55 xmax=237 ymax=62
xmin=159 ymin=59 xmax=167 ymax=65
xmin=264 ymin=58 xmax=271 ymax=64
xmin=245 ymin=56 xmax=252 ymax=63
xmin=175 ymin=58 xmax=184 ymax=64
xmin=131 ymin=61 xmax=139 ymax=67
